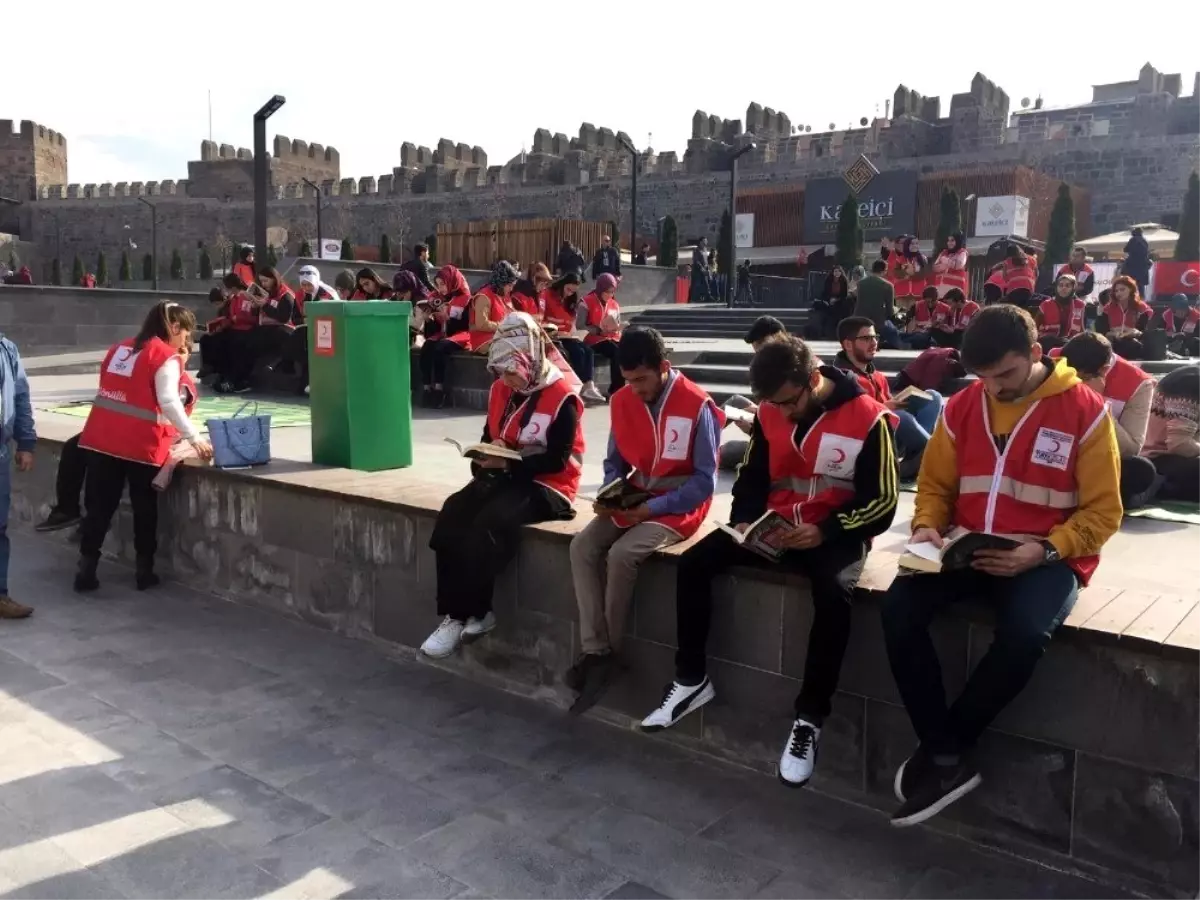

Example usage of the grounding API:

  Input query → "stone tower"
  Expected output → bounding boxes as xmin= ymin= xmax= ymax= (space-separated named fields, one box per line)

xmin=0 ymin=120 xmax=67 ymax=202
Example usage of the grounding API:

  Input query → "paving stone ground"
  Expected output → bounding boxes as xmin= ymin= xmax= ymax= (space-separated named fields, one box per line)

xmin=0 ymin=536 xmax=1129 ymax=899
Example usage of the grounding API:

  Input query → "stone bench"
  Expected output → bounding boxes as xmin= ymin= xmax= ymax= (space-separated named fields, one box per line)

xmin=10 ymin=427 xmax=1198 ymax=896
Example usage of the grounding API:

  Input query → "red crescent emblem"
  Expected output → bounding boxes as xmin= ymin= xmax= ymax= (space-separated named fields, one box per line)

xmin=528 ymin=421 xmax=542 ymax=437
xmin=832 ymin=448 xmax=847 ymax=464
xmin=668 ymin=428 xmax=680 ymax=444
xmin=1049 ymin=439 xmax=1061 ymax=454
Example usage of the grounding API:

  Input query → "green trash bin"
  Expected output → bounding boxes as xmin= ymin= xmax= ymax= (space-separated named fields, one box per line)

xmin=308 ymin=300 xmax=414 ymax=471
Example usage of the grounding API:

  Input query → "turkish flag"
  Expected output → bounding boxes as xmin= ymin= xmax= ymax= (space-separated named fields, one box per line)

xmin=1152 ymin=261 xmax=1200 ymax=297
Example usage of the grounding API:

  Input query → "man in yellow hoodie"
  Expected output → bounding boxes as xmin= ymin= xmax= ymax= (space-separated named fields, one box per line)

xmin=882 ymin=304 xmax=1121 ymax=828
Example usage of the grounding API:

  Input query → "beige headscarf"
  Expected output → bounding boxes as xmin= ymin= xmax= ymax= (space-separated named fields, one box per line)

xmin=487 ymin=312 xmax=561 ymax=394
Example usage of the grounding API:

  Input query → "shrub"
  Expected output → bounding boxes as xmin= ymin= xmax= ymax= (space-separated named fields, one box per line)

xmin=95 ymin=251 xmax=109 ymax=285
xmin=198 ymin=246 xmax=213 ymax=279
xmin=169 ymin=248 xmax=184 ymax=279
xmin=71 ymin=255 xmax=85 ymax=285
xmin=50 ymin=258 xmax=62 ymax=285
xmin=658 ymin=216 xmax=678 ymax=267
xmin=340 ymin=237 xmax=353 ymax=260
xmin=834 ymin=194 xmax=863 ymax=267
xmin=1175 ymin=172 xmax=1200 ymax=262
xmin=142 ymin=253 xmax=154 ymax=280
xmin=119 ymin=250 xmax=132 ymax=281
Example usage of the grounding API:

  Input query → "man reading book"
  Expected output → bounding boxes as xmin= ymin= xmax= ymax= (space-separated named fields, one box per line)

xmin=882 ymin=305 xmax=1121 ymax=828
xmin=640 ymin=336 xmax=898 ymax=790
xmin=567 ymin=327 xmax=721 ymax=712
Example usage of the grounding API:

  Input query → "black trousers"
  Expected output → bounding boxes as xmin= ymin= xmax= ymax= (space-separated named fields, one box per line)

xmin=555 ymin=338 xmax=594 ymax=382
xmin=591 ymin=340 xmax=624 ymax=395
xmin=285 ymin=326 xmax=309 ymax=387
xmin=199 ymin=330 xmax=236 ymax=377
xmin=675 ymin=528 xmax=867 ymax=724
xmin=1154 ymin=453 xmax=1200 ymax=504
xmin=428 ymin=477 xmax=568 ymax=620
xmin=79 ymin=452 xmax=160 ymax=564
xmin=1120 ymin=454 xmax=1159 ymax=507
xmin=418 ymin=339 xmax=461 ymax=388
xmin=53 ymin=434 xmax=88 ymax=516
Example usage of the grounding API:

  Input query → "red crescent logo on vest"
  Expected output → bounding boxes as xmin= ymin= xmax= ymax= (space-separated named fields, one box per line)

xmin=1049 ymin=439 xmax=1062 ymax=454
xmin=668 ymin=428 xmax=680 ymax=443
xmin=527 ymin=420 xmax=543 ymax=437
xmin=832 ymin=448 xmax=847 ymax=464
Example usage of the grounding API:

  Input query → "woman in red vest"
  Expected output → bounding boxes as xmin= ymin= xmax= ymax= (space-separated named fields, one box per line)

xmin=464 ymin=261 xmax=519 ymax=352
xmin=76 ymin=301 xmax=214 ymax=592
xmin=349 ymin=267 xmax=394 ymax=301
xmin=1035 ymin=272 xmax=1087 ymax=351
xmin=583 ymin=272 xmax=623 ymax=396
xmin=420 ymin=311 xmax=585 ymax=659
xmin=543 ymin=272 xmax=606 ymax=404
xmin=419 ymin=265 xmax=473 ymax=408
xmin=512 ymin=263 xmax=550 ymax=319
xmin=931 ymin=233 xmax=969 ymax=298
xmin=1163 ymin=294 xmax=1200 ymax=356
xmin=1097 ymin=275 xmax=1153 ymax=359
xmin=888 ymin=236 xmax=928 ymax=302
xmin=232 ymin=246 xmax=256 ymax=289
xmin=1000 ymin=245 xmax=1038 ymax=308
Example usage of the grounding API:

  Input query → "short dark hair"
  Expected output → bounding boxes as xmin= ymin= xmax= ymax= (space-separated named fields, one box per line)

xmin=871 ymin=259 xmax=888 ymax=274
xmin=921 ymin=285 xmax=938 ymax=301
xmin=961 ymin=305 xmax=1038 ymax=370
xmin=1061 ymin=332 xmax=1113 ymax=377
xmin=334 ymin=269 xmax=357 ymax=292
xmin=837 ymin=316 xmax=875 ymax=343
xmin=943 ymin=288 xmax=966 ymax=304
xmin=744 ymin=315 xmax=785 ymax=345
xmin=222 ymin=272 xmax=248 ymax=291
xmin=414 ymin=242 xmax=429 ymax=255
xmin=617 ymin=326 xmax=667 ymax=370
xmin=750 ymin=335 xmax=818 ymax=399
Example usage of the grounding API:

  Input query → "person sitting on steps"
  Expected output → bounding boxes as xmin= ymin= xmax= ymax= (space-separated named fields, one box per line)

xmin=718 ymin=315 xmax=788 ymax=472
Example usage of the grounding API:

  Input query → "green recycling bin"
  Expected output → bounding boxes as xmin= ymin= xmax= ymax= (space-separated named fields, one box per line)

xmin=308 ymin=300 xmax=413 ymax=471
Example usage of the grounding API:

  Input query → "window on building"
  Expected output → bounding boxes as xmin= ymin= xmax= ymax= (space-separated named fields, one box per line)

xmin=1092 ymin=119 xmax=1111 ymax=136
xmin=1048 ymin=123 xmax=1066 ymax=139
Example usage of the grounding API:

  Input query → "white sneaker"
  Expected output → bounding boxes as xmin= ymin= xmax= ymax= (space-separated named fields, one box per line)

xmin=462 ymin=611 xmax=497 ymax=642
xmin=639 ymin=678 xmax=715 ymax=732
xmin=778 ymin=718 xmax=820 ymax=787
xmin=581 ymin=386 xmax=607 ymax=404
xmin=420 ymin=617 xmax=465 ymax=658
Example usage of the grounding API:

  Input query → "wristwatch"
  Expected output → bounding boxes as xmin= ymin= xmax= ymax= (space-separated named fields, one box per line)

xmin=1038 ymin=540 xmax=1061 ymax=564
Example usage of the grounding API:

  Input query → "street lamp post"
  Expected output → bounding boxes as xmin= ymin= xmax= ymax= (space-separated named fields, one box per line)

xmin=301 ymin=177 xmax=324 ymax=258
xmin=618 ymin=138 xmax=638 ymax=265
xmin=253 ymin=95 xmax=286 ymax=266
xmin=727 ymin=143 xmax=757 ymax=306
xmin=137 ymin=197 xmax=157 ymax=290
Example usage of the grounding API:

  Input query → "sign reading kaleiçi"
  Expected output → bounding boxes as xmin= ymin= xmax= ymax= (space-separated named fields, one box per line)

xmin=803 ymin=159 xmax=918 ymax=243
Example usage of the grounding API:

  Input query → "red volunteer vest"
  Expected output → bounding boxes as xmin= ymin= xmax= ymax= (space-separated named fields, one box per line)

xmin=583 ymin=292 xmax=622 ymax=346
xmin=943 ymin=376 xmax=1107 ymax=585
xmin=80 ymin=337 xmax=178 ymax=467
xmin=844 ymin=364 xmax=890 ymax=403
xmin=512 ymin=290 xmax=543 ymax=318
xmin=932 ymin=250 xmax=969 ymax=292
xmin=542 ymin=289 xmax=578 ymax=333
xmin=609 ymin=372 xmax=720 ymax=538
xmin=1163 ymin=307 xmax=1200 ymax=335
xmin=1102 ymin=356 xmax=1153 ymax=421
xmin=442 ymin=292 xmax=474 ymax=345
xmin=932 ymin=301 xmax=953 ymax=329
xmin=954 ymin=300 xmax=981 ymax=330
xmin=466 ymin=286 xmax=513 ymax=351
xmin=179 ymin=369 xmax=198 ymax=418
xmin=759 ymin=394 xmax=892 ymax=526
xmin=912 ymin=299 xmax=939 ymax=331
xmin=260 ymin=287 xmax=296 ymax=328
xmin=1064 ymin=262 xmax=1094 ymax=288
xmin=1038 ymin=297 xmax=1086 ymax=339
xmin=486 ymin=377 xmax=584 ymax=504
xmin=1101 ymin=299 xmax=1150 ymax=331
xmin=1003 ymin=259 xmax=1037 ymax=294
xmin=889 ymin=256 xmax=921 ymax=298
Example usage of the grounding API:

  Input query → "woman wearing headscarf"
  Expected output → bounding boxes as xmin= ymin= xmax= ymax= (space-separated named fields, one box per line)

xmin=583 ymin=272 xmax=624 ymax=396
xmin=393 ymin=269 xmax=432 ymax=349
xmin=420 ymin=312 xmax=585 ymax=659
xmin=513 ymin=263 xmax=551 ymax=319
xmin=419 ymin=265 xmax=473 ymax=407
xmin=287 ymin=265 xmax=340 ymax=394
xmin=544 ymin=272 xmax=606 ymax=404
xmin=465 ymin=261 xmax=519 ymax=352
xmin=931 ymin=232 xmax=969 ymax=298
xmin=887 ymin=236 xmax=928 ymax=304
xmin=232 ymin=246 xmax=256 ymax=289
xmin=350 ymin=267 xmax=394 ymax=301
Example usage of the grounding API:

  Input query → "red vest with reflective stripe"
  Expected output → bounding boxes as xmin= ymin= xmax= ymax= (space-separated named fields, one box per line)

xmin=889 ymin=256 xmax=921 ymax=298
xmin=844 ymin=364 xmax=890 ymax=403
xmin=542 ymin=289 xmax=577 ymax=332
xmin=759 ymin=393 xmax=892 ymax=526
xmin=609 ymin=372 xmax=719 ymax=538
xmin=583 ymin=292 xmax=621 ymax=346
xmin=80 ymin=337 xmax=177 ymax=466
xmin=1002 ymin=258 xmax=1037 ymax=293
xmin=1164 ymin=307 xmax=1200 ymax=335
xmin=943 ymin=377 xmax=1107 ymax=585
xmin=1038 ymin=297 xmax=1086 ymax=338
xmin=1101 ymin=299 xmax=1149 ymax=331
xmin=487 ymin=377 xmax=584 ymax=503
xmin=466 ymin=286 xmax=512 ymax=351
xmin=1102 ymin=356 xmax=1152 ymax=420
xmin=911 ymin=298 xmax=939 ymax=331
xmin=932 ymin=250 xmax=969 ymax=292
xmin=179 ymin=369 xmax=198 ymax=419
xmin=512 ymin=290 xmax=543 ymax=318
xmin=954 ymin=300 xmax=981 ymax=330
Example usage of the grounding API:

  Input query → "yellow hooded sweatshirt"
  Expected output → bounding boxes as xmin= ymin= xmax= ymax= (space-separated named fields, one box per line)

xmin=912 ymin=358 xmax=1122 ymax=560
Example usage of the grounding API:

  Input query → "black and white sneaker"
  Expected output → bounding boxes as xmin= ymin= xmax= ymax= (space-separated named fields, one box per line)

xmin=778 ymin=718 xmax=820 ymax=787
xmin=894 ymin=744 xmax=935 ymax=803
xmin=891 ymin=760 xmax=982 ymax=828
xmin=639 ymin=678 xmax=715 ymax=732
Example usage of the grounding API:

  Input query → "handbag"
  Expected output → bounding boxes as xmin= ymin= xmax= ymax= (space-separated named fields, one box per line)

xmin=206 ymin=400 xmax=272 ymax=468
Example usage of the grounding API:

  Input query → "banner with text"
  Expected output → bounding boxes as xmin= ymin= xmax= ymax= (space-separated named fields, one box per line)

xmin=735 ymin=213 xmax=755 ymax=249
xmin=802 ymin=172 xmax=918 ymax=243
xmin=975 ymin=196 xmax=1030 ymax=238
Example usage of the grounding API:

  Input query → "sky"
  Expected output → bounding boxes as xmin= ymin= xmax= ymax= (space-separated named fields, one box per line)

xmin=6 ymin=1 xmax=1198 ymax=186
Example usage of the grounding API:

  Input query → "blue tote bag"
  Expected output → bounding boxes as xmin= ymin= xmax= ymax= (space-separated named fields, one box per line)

xmin=206 ymin=401 xmax=272 ymax=468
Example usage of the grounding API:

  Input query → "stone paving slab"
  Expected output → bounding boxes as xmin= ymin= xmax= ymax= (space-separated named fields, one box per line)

xmin=0 ymin=534 xmax=1134 ymax=899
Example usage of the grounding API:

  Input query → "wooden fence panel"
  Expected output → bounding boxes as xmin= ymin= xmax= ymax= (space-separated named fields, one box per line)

xmin=436 ymin=219 xmax=608 ymax=270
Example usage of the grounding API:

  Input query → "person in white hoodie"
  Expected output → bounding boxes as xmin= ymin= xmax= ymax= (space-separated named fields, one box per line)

xmin=288 ymin=265 xmax=340 ymax=393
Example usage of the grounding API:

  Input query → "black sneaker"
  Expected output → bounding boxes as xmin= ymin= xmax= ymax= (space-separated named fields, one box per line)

xmin=564 ymin=653 xmax=602 ymax=693
xmin=214 ymin=380 xmax=235 ymax=394
xmin=568 ymin=653 xmax=616 ymax=715
xmin=36 ymin=509 xmax=82 ymax=533
xmin=894 ymin=744 xmax=936 ymax=803
xmin=231 ymin=381 xmax=253 ymax=394
xmin=891 ymin=760 xmax=982 ymax=828
xmin=73 ymin=558 xmax=100 ymax=593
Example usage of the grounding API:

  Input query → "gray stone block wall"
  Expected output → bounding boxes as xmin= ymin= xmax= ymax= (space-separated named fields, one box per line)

xmin=8 ymin=439 xmax=1198 ymax=895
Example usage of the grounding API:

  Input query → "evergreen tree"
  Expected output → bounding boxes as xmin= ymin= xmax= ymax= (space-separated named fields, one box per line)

xmin=834 ymin=194 xmax=863 ymax=267
xmin=71 ymin=255 xmax=84 ymax=285
xmin=608 ymin=220 xmax=620 ymax=244
xmin=265 ymin=244 xmax=278 ymax=268
xmin=169 ymin=248 xmax=184 ymax=279
xmin=1044 ymin=183 xmax=1076 ymax=271
xmin=658 ymin=216 xmax=679 ymax=267
xmin=6 ymin=248 xmax=16 ymax=269
xmin=425 ymin=233 xmax=438 ymax=265
xmin=379 ymin=233 xmax=392 ymax=264
xmin=934 ymin=186 xmax=962 ymax=257
xmin=50 ymin=258 xmax=62 ymax=286
xmin=119 ymin=250 xmax=132 ymax=281
xmin=142 ymin=253 xmax=154 ymax=280
xmin=96 ymin=251 xmax=109 ymax=285
xmin=717 ymin=210 xmax=733 ymax=278
xmin=299 ymin=239 xmax=313 ymax=258
xmin=1175 ymin=172 xmax=1200 ymax=262
xmin=198 ymin=245 xmax=213 ymax=279
xmin=340 ymin=237 xmax=354 ymax=260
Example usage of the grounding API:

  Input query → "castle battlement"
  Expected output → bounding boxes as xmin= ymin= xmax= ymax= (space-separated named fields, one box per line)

xmin=273 ymin=135 xmax=339 ymax=166
xmin=0 ymin=119 xmax=67 ymax=148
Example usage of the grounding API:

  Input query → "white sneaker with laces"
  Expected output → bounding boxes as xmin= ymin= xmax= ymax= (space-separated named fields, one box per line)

xmin=639 ymin=678 xmax=715 ymax=732
xmin=778 ymin=718 xmax=820 ymax=787
xmin=581 ymin=386 xmax=607 ymax=404
xmin=462 ymin=611 xmax=497 ymax=641
xmin=420 ymin=617 xmax=465 ymax=658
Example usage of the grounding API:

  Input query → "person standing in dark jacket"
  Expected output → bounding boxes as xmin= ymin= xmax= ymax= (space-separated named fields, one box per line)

xmin=1122 ymin=228 xmax=1152 ymax=299
xmin=690 ymin=237 xmax=714 ymax=302
xmin=633 ymin=243 xmax=649 ymax=266
xmin=555 ymin=241 xmax=587 ymax=279
xmin=592 ymin=234 xmax=621 ymax=279
xmin=398 ymin=243 xmax=436 ymax=293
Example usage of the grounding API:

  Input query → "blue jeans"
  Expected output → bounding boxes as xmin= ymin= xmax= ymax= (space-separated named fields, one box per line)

xmin=906 ymin=331 xmax=933 ymax=350
xmin=881 ymin=562 xmax=1079 ymax=755
xmin=0 ymin=445 xmax=10 ymax=595
xmin=893 ymin=390 xmax=944 ymax=460
xmin=880 ymin=320 xmax=903 ymax=350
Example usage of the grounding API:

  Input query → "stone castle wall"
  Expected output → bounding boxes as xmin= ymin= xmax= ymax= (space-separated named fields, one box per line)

xmin=0 ymin=119 xmax=67 ymax=202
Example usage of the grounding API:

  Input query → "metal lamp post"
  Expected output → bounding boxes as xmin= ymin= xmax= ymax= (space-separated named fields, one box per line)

xmin=727 ymin=143 xmax=757 ymax=306
xmin=137 ymin=197 xmax=158 ymax=289
xmin=618 ymin=138 xmax=639 ymax=264
xmin=301 ymin=177 xmax=324 ymax=258
xmin=253 ymin=95 xmax=286 ymax=265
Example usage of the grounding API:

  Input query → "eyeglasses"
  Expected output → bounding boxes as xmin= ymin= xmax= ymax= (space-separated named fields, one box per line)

xmin=766 ymin=385 xmax=810 ymax=411
xmin=853 ymin=334 xmax=879 ymax=344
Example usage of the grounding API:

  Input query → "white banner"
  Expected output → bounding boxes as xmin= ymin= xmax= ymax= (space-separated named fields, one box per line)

xmin=317 ymin=238 xmax=344 ymax=260
xmin=975 ymin=196 xmax=1030 ymax=238
xmin=1053 ymin=262 xmax=1119 ymax=299
xmin=735 ymin=213 xmax=755 ymax=249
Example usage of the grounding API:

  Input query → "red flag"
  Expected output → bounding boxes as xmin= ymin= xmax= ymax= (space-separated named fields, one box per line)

xmin=1152 ymin=261 xmax=1200 ymax=296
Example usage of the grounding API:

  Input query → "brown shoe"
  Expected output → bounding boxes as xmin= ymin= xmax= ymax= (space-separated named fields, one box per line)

xmin=0 ymin=596 xmax=33 ymax=619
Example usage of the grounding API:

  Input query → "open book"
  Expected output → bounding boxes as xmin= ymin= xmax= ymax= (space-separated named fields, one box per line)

xmin=443 ymin=437 xmax=526 ymax=462
xmin=722 ymin=404 xmax=756 ymax=427
xmin=582 ymin=478 xmax=653 ymax=510
xmin=899 ymin=529 xmax=1022 ymax=574
xmin=716 ymin=510 xmax=793 ymax=562
xmin=246 ymin=282 xmax=268 ymax=301
xmin=892 ymin=385 xmax=932 ymax=405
